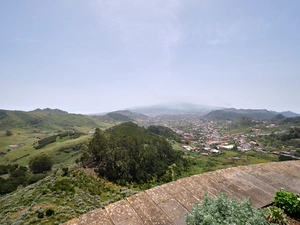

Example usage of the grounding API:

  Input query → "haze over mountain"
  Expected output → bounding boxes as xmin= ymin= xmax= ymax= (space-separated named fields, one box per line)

xmin=1 ymin=1 xmax=300 ymax=114
xmin=130 ymin=102 xmax=222 ymax=115
xmin=1 ymin=104 xmax=299 ymax=131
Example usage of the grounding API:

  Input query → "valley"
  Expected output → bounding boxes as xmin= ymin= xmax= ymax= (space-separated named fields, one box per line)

xmin=0 ymin=104 xmax=299 ymax=224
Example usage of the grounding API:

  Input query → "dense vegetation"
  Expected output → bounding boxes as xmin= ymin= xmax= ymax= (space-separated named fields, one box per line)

xmin=0 ymin=154 xmax=53 ymax=195
xmin=280 ymin=116 xmax=300 ymax=125
xmin=35 ymin=131 xmax=85 ymax=149
xmin=81 ymin=122 xmax=189 ymax=183
xmin=0 ymin=163 xmax=46 ymax=195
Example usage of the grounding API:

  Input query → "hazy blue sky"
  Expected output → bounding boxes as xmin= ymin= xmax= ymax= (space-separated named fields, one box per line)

xmin=1 ymin=0 xmax=300 ymax=114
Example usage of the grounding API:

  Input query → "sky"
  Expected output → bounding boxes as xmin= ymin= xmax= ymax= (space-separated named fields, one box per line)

xmin=1 ymin=0 xmax=300 ymax=114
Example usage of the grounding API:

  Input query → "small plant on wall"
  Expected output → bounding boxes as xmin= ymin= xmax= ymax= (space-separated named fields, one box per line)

xmin=186 ymin=193 xmax=268 ymax=225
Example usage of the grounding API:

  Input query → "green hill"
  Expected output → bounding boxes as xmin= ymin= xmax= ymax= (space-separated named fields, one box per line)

xmin=279 ymin=116 xmax=300 ymax=125
xmin=204 ymin=108 xmax=276 ymax=120
xmin=106 ymin=112 xmax=133 ymax=121
xmin=0 ymin=108 xmax=116 ymax=166
xmin=147 ymin=125 xmax=182 ymax=141
xmin=0 ymin=108 xmax=112 ymax=132
xmin=91 ymin=110 xmax=147 ymax=125
xmin=106 ymin=110 xmax=148 ymax=121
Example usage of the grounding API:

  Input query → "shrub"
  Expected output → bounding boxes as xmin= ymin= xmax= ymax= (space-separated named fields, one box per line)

xmin=274 ymin=190 xmax=300 ymax=217
xmin=186 ymin=193 xmax=268 ymax=225
xmin=10 ymin=169 xmax=26 ymax=178
xmin=263 ymin=206 xmax=288 ymax=225
xmin=37 ymin=211 xmax=44 ymax=218
xmin=35 ymin=135 xmax=57 ymax=149
xmin=62 ymin=167 xmax=69 ymax=176
xmin=0 ymin=178 xmax=18 ymax=194
xmin=50 ymin=177 xmax=75 ymax=194
xmin=45 ymin=208 xmax=54 ymax=217
xmin=29 ymin=154 xmax=53 ymax=174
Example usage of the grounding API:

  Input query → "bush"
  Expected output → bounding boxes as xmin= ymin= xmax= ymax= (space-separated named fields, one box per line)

xmin=263 ymin=206 xmax=288 ymax=225
xmin=37 ymin=211 xmax=44 ymax=218
xmin=19 ymin=166 xmax=28 ymax=172
xmin=10 ymin=169 xmax=26 ymax=178
xmin=0 ymin=164 xmax=9 ymax=175
xmin=0 ymin=178 xmax=18 ymax=194
xmin=62 ymin=167 xmax=69 ymax=176
xmin=29 ymin=154 xmax=53 ymax=174
xmin=274 ymin=190 xmax=300 ymax=217
xmin=35 ymin=135 xmax=57 ymax=149
xmin=45 ymin=208 xmax=54 ymax=217
xmin=186 ymin=193 xmax=268 ymax=225
xmin=50 ymin=178 xmax=75 ymax=194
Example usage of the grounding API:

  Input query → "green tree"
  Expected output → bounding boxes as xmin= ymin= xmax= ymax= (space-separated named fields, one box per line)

xmin=88 ymin=128 xmax=108 ymax=162
xmin=6 ymin=130 xmax=12 ymax=136
xmin=29 ymin=154 xmax=53 ymax=174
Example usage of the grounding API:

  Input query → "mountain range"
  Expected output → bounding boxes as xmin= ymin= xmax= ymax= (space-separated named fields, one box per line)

xmin=204 ymin=108 xmax=300 ymax=120
xmin=1 ymin=103 xmax=299 ymax=132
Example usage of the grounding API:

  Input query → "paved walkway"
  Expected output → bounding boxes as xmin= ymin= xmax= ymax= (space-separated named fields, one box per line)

xmin=64 ymin=160 xmax=300 ymax=225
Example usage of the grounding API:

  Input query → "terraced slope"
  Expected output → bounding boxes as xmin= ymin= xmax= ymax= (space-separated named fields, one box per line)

xmin=64 ymin=160 xmax=300 ymax=225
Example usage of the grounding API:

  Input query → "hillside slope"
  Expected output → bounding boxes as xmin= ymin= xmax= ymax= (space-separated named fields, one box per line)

xmin=0 ymin=108 xmax=112 ymax=132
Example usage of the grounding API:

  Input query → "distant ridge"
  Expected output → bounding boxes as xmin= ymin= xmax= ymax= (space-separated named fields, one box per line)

xmin=280 ymin=111 xmax=300 ymax=118
xmin=106 ymin=112 xmax=133 ymax=122
xmin=31 ymin=108 xmax=68 ymax=115
xmin=111 ymin=110 xmax=148 ymax=120
xmin=204 ymin=108 xmax=284 ymax=120
xmin=130 ymin=102 xmax=222 ymax=115
xmin=91 ymin=110 xmax=148 ymax=124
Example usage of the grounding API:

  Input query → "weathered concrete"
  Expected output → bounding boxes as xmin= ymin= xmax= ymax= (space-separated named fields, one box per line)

xmin=64 ymin=161 xmax=300 ymax=225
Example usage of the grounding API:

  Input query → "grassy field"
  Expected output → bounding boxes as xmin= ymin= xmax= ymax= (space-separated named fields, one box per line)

xmin=0 ymin=115 xmax=117 ymax=166
xmin=0 ymin=133 xmax=92 ymax=166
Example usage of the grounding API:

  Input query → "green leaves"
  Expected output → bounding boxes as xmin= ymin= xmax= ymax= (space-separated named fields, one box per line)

xmin=274 ymin=190 xmax=300 ymax=217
